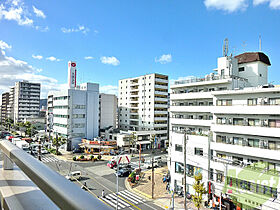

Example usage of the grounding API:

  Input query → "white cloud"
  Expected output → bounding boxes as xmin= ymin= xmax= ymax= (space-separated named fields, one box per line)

xmin=0 ymin=40 xmax=11 ymax=50
xmin=32 ymin=54 xmax=43 ymax=60
xmin=100 ymin=56 xmax=120 ymax=66
xmin=204 ymin=0 xmax=248 ymax=12
xmin=0 ymin=0 xmax=34 ymax=26
xmin=155 ymin=54 xmax=172 ymax=64
xmin=61 ymin=25 xmax=90 ymax=35
xmin=32 ymin=6 xmax=46 ymax=19
xmin=46 ymin=56 xmax=60 ymax=62
xmin=35 ymin=25 xmax=49 ymax=32
xmin=253 ymin=0 xmax=280 ymax=9
xmin=84 ymin=56 xmax=94 ymax=60
xmin=100 ymin=85 xmax=118 ymax=95
xmin=0 ymin=40 xmax=63 ymax=98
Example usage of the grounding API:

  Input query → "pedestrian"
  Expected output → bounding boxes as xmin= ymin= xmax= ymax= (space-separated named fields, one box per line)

xmin=166 ymin=183 xmax=169 ymax=191
xmin=102 ymin=190 xmax=105 ymax=198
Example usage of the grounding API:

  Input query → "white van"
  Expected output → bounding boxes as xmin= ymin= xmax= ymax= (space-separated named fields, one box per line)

xmin=65 ymin=171 xmax=82 ymax=181
xmin=154 ymin=156 xmax=162 ymax=163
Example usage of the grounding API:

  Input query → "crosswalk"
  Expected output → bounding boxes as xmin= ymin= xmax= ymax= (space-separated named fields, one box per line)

xmin=101 ymin=190 xmax=146 ymax=209
xmin=41 ymin=155 xmax=59 ymax=163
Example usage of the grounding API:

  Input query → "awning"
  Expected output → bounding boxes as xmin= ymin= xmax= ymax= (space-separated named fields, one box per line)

xmin=136 ymin=141 xmax=151 ymax=145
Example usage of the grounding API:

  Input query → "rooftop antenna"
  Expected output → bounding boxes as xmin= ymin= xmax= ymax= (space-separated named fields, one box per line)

xmin=259 ymin=35 xmax=262 ymax=52
xmin=223 ymin=38 xmax=228 ymax=57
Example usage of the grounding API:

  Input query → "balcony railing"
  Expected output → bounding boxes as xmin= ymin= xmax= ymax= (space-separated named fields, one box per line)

xmin=0 ymin=140 xmax=110 ymax=210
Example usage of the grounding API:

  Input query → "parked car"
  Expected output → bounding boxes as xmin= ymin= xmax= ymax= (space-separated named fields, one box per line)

xmin=115 ymin=168 xmax=132 ymax=177
xmin=65 ymin=171 xmax=82 ymax=181
xmin=72 ymin=147 xmax=83 ymax=154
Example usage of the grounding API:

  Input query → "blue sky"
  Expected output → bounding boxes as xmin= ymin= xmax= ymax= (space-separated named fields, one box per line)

xmin=1 ymin=0 xmax=280 ymax=98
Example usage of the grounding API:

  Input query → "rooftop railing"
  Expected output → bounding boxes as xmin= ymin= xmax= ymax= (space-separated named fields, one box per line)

xmin=173 ymin=74 xmax=247 ymax=85
xmin=0 ymin=140 xmax=110 ymax=210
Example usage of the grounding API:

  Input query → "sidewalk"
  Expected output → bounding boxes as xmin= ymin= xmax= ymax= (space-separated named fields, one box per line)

xmin=125 ymin=166 xmax=208 ymax=210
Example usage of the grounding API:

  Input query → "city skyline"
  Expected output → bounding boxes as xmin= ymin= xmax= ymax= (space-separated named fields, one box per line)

xmin=1 ymin=0 xmax=280 ymax=98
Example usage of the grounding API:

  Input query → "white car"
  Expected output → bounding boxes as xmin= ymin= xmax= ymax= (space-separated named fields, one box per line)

xmin=65 ymin=171 xmax=82 ymax=181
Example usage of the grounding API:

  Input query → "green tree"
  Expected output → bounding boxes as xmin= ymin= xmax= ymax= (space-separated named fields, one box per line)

xmin=129 ymin=132 xmax=137 ymax=153
xmin=18 ymin=122 xmax=25 ymax=136
xmin=5 ymin=118 xmax=14 ymax=131
xmin=192 ymin=173 xmax=207 ymax=210
xmin=26 ymin=125 xmax=37 ymax=137
xmin=52 ymin=136 xmax=66 ymax=155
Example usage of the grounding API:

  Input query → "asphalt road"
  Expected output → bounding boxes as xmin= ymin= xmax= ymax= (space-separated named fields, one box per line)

xmin=42 ymin=153 xmax=162 ymax=210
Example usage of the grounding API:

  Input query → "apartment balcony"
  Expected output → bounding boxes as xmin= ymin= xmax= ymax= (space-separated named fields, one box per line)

xmin=212 ymin=124 xmax=280 ymax=138
xmin=0 ymin=141 xmax=109 ymax=210
xmin=155 ymin=91 xmax=168 ymax=96
xmin=170 ymin=105 xmax=212 ymax=113
xmin=170 ymin=118 xmax=212 ymax=127
xmin=155 ymin=84 xmax=168 ymax=90
xmin=154 ymin=123 xmax=168 ymax=127
xmin=130 ymin=118 xmax=139 ymax=121
xmin=155 ymin=97 xmax=168 ymax=102
xmin=212 ymin=105 xmax=280 ymax=115
xmin=155 ymin=104 xmax=168 ymax=108
xmin=171 ymin=75 xmax=232 ymax=89
xmin=155 ymin=78 xmax=168 ymax=84
xmin=154 ymin=117 xmax=168 ymax=121
xmin=154 ymin=110 xmax=168 ymax=115
xmin=170 ymin=92 xmax=212 ymax=100
xmin=211 ymin=142 xmax=280 ymax=162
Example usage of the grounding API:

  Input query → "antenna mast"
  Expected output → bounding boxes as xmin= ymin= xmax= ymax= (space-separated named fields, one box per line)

xmin=223 ymin=38 xmax=228 ymax=57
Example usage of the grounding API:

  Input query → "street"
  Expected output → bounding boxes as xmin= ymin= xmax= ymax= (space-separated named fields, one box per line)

xmin=41 ymin=153 xmax=162 ymax=210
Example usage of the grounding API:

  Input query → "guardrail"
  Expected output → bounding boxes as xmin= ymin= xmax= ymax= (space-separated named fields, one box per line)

xmin=0 ymin=140 xmax=110 ymax=210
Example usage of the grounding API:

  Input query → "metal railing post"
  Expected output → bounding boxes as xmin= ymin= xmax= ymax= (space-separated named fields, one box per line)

xmin=3 ymin=153 xmax=13 ymax=170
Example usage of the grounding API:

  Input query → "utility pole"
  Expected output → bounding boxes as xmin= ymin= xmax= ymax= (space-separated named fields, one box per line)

xmin=139 ymin=143 xmax=141 ymax=171
xmin=151 ymin=134 xmax=156 ymax=199
xmin=183 ymin=131 xmax=187 ymax=209
xmin=116 ymin=156 xmax=119 ymax=210
xmin=38 ymin=137 xmax=42 ymax=161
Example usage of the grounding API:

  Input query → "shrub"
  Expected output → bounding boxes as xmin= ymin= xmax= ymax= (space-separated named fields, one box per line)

xmin=79 ymin=155 xmax=84 ymax=159
xmin=90 ymin=155 xmax=94 ymax=160
xmin=73 ymin=156 xmax=76 ymax=161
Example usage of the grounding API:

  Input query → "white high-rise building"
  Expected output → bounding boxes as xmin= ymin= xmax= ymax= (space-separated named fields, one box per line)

xmin=47 ymin=61 xmax=99 ymax=149
xmin=169 ymin=52 xmax=280 ymax=209
xmin=6 ymin=81 xmax=41 ymax=123
xmin=99 ymin=93 xmax=117 ymax=131
xmin=118 ymin=73 xmax=169 ymax=149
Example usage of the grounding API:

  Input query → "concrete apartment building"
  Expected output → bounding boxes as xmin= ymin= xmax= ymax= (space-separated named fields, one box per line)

xmin=118 ymin=73 xmax=169 ymax=149
xmin=47 ymin=61 xmax=99 ymax=149
xmin=169 ymin=52 xmax=280 ymax=209
xmin=99 ymin=93 xmax=118 ymax=131
xmin=7 ymin=87 xmax=14 ymax=121
xmin=5 ymin=81 xmax=41 ymax=123
xmin=1 ymin=92 xmax=9 ymax=123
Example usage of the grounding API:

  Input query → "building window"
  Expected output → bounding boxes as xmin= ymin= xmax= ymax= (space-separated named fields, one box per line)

xmin=248 ymin=98 xmax=257 ymax=106
xmin=216 ymin=171 xmax=224 ymax=183
xmin=175 ymin=144 xmax=182 ymax=152
xmin=239 ymin=67 xmax=245 ymax=72
xmin=194 ymin=148 xmax=203 ymax=156
xmin=217 ymin=99 xmax=232 ymax=106
xmin=175 ymin=162 xmax=184 ymax=174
